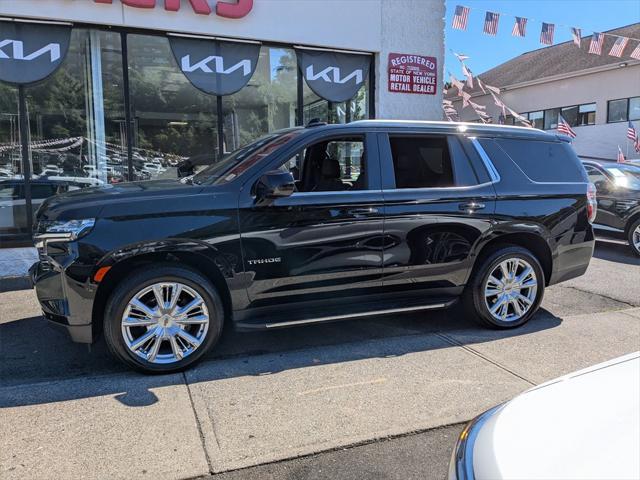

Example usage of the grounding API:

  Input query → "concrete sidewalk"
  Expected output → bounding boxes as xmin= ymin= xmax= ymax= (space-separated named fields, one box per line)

xmin=0 ymin=247 xmax=36 ymax=292
xmin=1 ymin=306 xmax=638 ymax=479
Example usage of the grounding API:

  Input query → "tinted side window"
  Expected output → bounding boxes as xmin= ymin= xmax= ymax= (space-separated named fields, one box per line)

xmin=584 ymin=165 xmax=607 ymax=185
xmin=493 ymin=139 xmax=586 ymax=182
xmin=30 ymin=185 xmax=57 ymax=199
xmin=389 ymin=136 xmax=454 ymax=188
xmin=448 ymin=136 xmax=480 ymax=186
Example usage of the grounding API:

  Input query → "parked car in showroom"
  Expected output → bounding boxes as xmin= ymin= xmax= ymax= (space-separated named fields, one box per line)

xmin=31 ymin=121 xmax=595 ymax=373
xmin=582 ymin=159 xmax=640 ymax=256
xmin=449 ymin=351 xmax=640 ymax=480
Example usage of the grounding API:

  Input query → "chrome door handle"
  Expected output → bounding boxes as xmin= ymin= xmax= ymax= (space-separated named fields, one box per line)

xmin=459 ymin=202 xmax=485 ymax=211
xmin=349 ymin=207 xmax=379 ymax=215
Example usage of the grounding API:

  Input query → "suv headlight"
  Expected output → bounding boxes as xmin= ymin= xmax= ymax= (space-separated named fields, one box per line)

xmin=38 ymin=218 xmax=96 ymax=241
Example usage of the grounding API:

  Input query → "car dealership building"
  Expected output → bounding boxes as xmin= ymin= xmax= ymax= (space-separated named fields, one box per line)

xmin=0 ymin=0 xmax=445 ymax=255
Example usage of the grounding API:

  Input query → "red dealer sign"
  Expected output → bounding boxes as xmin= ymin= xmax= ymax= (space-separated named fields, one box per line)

xmin=387 ymin=53 xmax=437 ymax=95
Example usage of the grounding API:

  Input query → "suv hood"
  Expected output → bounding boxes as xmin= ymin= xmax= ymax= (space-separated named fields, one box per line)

xmin=37 ymin=179 xmax=203 ymax=222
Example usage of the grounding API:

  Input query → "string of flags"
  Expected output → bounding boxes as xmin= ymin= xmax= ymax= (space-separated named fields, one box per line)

xmin=452 ymin=5 xmax=640 ymax=60
xmin=444 ymin=52 xmax=532 ymax=128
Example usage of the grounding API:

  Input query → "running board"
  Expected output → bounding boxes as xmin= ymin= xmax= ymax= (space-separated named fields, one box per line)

xmin=235 ymin=299 xmax=456 ymax=330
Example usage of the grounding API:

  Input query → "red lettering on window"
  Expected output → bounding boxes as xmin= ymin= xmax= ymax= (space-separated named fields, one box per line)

xmin=164 ymin=0 xmax=211 ymax=14
xmin=122 ymin=0 xmax=155 ymax=7
xmin=216 ymin=0 xmax=253 ymax=19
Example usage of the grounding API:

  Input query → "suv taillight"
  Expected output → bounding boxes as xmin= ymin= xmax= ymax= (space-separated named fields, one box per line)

xmin=587 ymin=182 xmax=597 ymax=223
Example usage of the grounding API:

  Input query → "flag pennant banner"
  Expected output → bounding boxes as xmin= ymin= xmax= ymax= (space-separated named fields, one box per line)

xmin=540 ymin=22 xmax=555 ymax=45
xmin=571 ymin=28 xmax=582 ymax=47
xmin=460 ymin=90 xmax=472 ymax=108
xmin=485 ymin=84 xmax=501 ymax=95
xmin=483 ymin=11 xmax=500 ymax=36
xmin=635 ymin=137 xmax=640 ymax=154
xmin=454 ymin=52 xmax=470 ymax=62
xmin=449 ymin=73 xmax=465 ymax=95
xmin=512 ymin=16 xmax=527 ymax=37
xmin=476 ymin=77 xmax=487 ymax=94
xmin=628 ymin=121 xmax=638 ymax=142
xmin=609 ymin=36 xmax=629 ymax=57
xmin=589 ymin=33 xmax=604 ymax=55
xmin=461 ymin=63 xmax=474 ymax=88
xmin=617 ymin=146 xmax=625 ymax=163
xmin=452 ymin=5 xmax=470 ymax=31
xmin=631 ymin=43 xmax=640 ymax=60
xmin=557 ymin=114 xmax=577 ymax=139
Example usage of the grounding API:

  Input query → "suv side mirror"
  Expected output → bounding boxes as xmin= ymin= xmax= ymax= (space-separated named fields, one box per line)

xmin=255 ymin=170 xmax=296 ymax=201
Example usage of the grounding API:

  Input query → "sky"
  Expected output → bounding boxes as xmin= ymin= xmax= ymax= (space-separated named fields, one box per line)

xmin=444 ymin=0 xmax=640 ymax=80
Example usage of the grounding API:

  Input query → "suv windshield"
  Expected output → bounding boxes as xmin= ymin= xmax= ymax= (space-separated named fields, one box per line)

xmin=603 ymin=164 xmax=640 ymax=191
xmin=192 ymin=129 xmax=303 ymax=185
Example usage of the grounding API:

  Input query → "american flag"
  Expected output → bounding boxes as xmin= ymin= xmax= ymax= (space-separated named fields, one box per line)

xmin=628 ymin=121 xmax=638 ymax=142
xmin=609 ymin=36 xmax=629 ymax=57
xmin=483 ymin=11 xmax=500 ymax=36
xmin=617 ymin=146 xmax=625 ymax=163
xmin=631 ymin=43 xmax=640 ymax=60
xmin=452 ymin=5 xmax=470 ymax=31
xmin=540 ymin=22 xmax=555 ymax=45
xmin=557 ymin=115 xmax=576 ymax=139
xmin=512 ymin=16 xmax=527 ymax=37
xmin=589 ymin=33 xmax=604 ymax=55
xmin=636 ymin=137 xmax=640 ymax=154
xmin=571 ymin=28 xmax=582 ymax=47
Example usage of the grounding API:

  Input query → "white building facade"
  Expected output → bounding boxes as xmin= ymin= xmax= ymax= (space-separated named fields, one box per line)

xmin=0 ymin=0 xmax=445 ymax=250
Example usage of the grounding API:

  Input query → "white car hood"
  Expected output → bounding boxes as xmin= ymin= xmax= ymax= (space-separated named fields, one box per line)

xmin=473 ymin=352 xmax=640 ymax=480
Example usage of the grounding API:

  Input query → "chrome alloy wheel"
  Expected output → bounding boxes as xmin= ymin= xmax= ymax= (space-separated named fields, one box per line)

xmin=633 ymin=224 xmax=640 ymax=253
xmin=121 ymin=282 xmax=210 ymax=364
xmin=484 ymin=258 xmax=538 ymax=323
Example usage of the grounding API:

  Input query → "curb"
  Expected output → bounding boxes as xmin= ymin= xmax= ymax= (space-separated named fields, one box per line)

xmin=0 ymin=276 xmax=32 ymax=293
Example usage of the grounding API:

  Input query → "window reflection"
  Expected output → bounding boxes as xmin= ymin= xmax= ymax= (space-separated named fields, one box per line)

xmin=222 ymin=47 xmax=297 ymax=153
xmin=128 ymin=34 xmax=219 ymax=179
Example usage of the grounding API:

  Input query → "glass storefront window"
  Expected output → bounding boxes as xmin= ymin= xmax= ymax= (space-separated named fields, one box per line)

xmin=561 ymin=106 xmax=579 ymax=126
xmin=544 ymin=108 xmax=560 ymax=130
xmin=303 ymin=82 xmax=368 ymax=126
xmin=222 ymin=47 xmax=297 ymax=153
xmin=0 ymin=86 xmax=26 ymax=240
xmin=629 ymin=97 xmax=640 ymax=121
xmin=128 ymin=34 xmax=220 ymax=178
xmin=577 ymin=103 xmax=596 ymax=126
xmin=608 ymin=98 xmax=628 ymax=123
xmin=527 ymin=111 xmax=544 ymax=129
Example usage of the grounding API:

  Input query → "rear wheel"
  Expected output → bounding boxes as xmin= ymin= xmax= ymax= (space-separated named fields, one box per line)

xmin=464 ymin=245 xmax=545 ymax=328
xmin=104 ymin=265 xmax=223 ymax=373
xmin=628 ymin=218 xmax=640 ymax=257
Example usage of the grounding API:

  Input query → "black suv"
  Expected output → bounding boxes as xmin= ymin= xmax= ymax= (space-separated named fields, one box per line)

xmin=31 ymin=121 xmax=595 ymax=373
xmin=582 ymin=159 xmax=640 ymax=257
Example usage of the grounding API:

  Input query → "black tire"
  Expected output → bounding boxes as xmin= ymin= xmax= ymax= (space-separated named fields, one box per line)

xmin=627 ymin=218 xmax=640 ymax=258
xmin=103 ymin=265 xmax=224 ymax=374
xmin=463 ymin=245 xmax=545 ymax=329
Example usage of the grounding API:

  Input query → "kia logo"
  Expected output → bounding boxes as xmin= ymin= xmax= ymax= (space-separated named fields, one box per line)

xmin=306 ymin=65 xmax=363 ymax=84
xmin=0 ymin=39 xmax=61 ymax=62
xmin=181 ymin=55 xmax=252 ymax=75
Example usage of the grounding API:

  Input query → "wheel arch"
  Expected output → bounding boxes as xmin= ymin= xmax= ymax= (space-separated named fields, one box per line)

xmin=91 ymin=245 xmax=234 ymax=337
xmin=624 ymin=211 xmax=640 ymax=236
xmin=472 ymin=231 xmax=553 ymax=286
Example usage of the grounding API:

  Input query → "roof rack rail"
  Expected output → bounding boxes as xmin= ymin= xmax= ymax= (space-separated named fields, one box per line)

xmin=306 ymin=119 xmax=327 ymax=128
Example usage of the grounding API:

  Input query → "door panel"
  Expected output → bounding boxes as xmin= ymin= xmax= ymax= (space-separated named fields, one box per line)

xmin=379 ymin=132 xmax=496 ymax=290
xmin=238 ymin=132 xmax=384 ymax=308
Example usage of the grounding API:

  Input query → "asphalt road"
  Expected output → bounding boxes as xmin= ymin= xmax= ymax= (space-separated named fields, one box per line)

xmin=1 ymin=238 xmax=639 ymax=480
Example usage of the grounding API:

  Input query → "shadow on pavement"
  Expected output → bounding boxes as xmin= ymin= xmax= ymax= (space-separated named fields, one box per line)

xmin=0 ymin=304 xmax=562 ymax=408
xmin=594 ymin=239 xmax=640 ymax=266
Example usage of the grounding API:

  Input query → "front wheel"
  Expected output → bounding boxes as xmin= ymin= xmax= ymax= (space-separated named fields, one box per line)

xmin=464 ymin=246 xmax=545 ymax=329
xmin=104 ymin=265 xmax=224 ymax=374
xmin=628 ymin=218 xmax=640 ymax=258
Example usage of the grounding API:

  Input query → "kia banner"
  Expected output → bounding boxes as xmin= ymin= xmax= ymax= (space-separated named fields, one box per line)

xmin=296 ymin=49 xmax=371 ymax=103
xmin=0 ymin=21 xmax=71 ymax=85
xmin=169 ymin=36 xmax=260 ymax=96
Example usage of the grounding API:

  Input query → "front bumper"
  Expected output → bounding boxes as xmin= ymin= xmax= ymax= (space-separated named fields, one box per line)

xmin=31 ymin=238 xmax=97 ymax=344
